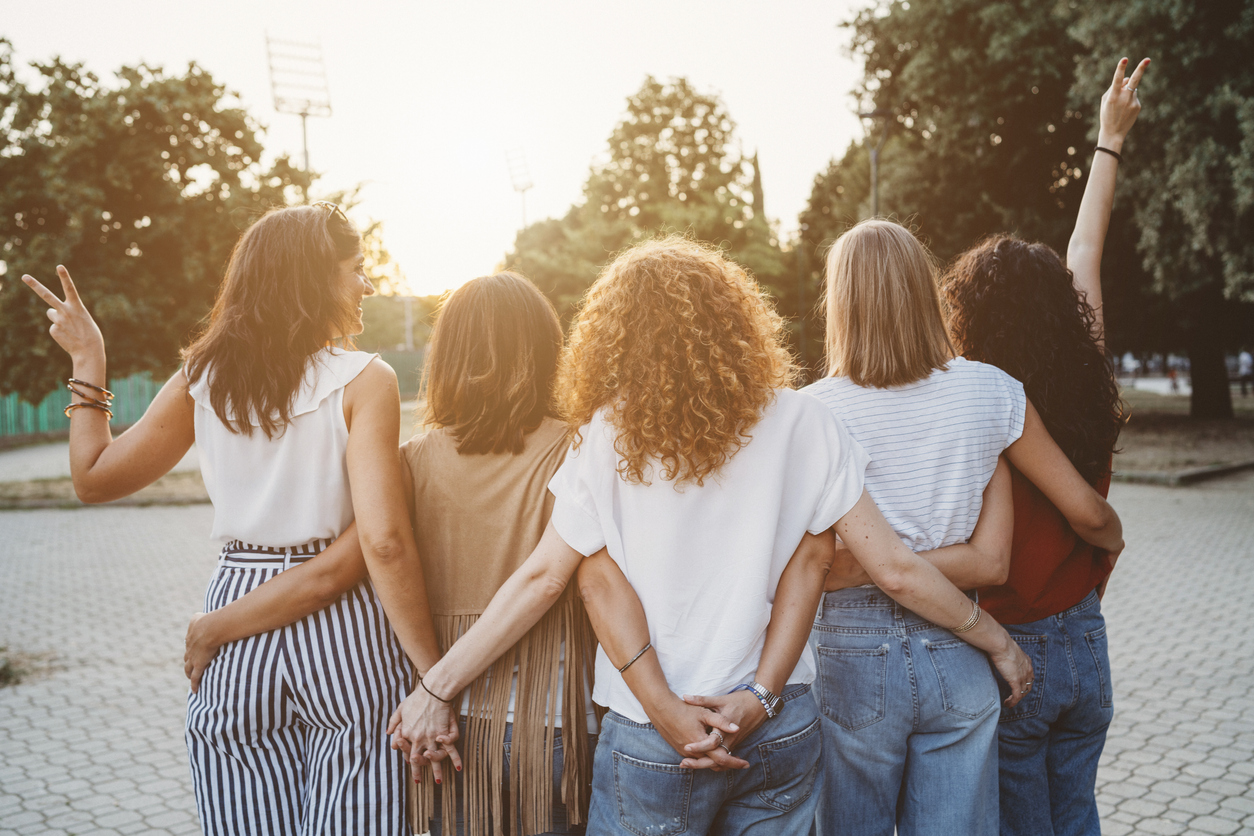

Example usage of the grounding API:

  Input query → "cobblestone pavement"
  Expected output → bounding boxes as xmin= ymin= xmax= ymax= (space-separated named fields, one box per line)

xmin=0 ymin=444 xmax=200 ymax=484
xmin=2 ymin=475 xmax=1252 ymax=835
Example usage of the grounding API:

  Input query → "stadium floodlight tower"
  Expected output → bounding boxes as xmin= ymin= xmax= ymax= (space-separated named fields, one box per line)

xmin=505 ymin=148 xmax=534 ymax=229
xmin=266 ymin=34 xmax=332 ymax=203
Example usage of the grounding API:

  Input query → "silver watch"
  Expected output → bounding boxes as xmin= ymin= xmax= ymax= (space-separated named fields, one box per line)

xmin=749 ymin=682 xmax=783 ymax=719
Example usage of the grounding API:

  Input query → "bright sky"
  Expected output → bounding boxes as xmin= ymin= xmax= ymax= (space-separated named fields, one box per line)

xmin=5 ymin=0 xmax=868 ymax=296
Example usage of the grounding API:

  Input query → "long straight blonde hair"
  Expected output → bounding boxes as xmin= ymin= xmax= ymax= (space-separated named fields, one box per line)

xmin=824 ymin=219 xmax=953 ymax=387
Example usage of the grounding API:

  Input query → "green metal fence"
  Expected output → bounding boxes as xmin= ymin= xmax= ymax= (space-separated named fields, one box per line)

xmin=0 ymin=372 xmax=163 ymax=438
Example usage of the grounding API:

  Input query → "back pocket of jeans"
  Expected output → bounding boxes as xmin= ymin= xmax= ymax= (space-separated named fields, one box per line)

xmin=757 ymin=717 xmax=822 ymax=812
xmin=1085 ymin=625 xmax=1114 ymax=708
xmin=612 ymin=752 xmax=692 ymax=836
xmin=999 ymin=634 xmax=1047 ymax=722
xmin=924 ymin=638 xmax=998 ymax=719
xmin=816 ymin=644 xmax=888 ymax=731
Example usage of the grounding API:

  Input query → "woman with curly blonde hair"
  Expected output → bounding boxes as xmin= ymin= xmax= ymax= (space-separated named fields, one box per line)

xmin=392 ymin=237 xmax=1030 ymax=836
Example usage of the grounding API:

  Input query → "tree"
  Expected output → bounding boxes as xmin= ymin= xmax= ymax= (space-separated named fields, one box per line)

xmin=1071 ymin=0 xmax=1254 ymax=418
xmin=0 ymin=40 xmax=309 ymax=403
xmin=507 ymin=76 xmax=785 ymax=322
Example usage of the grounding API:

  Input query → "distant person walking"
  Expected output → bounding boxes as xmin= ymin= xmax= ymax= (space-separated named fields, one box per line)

xmin=1239 ymin=347 xmax=1253 ymax=396
xmin=944 ymin=56 xmax=1146 ymax=836
xmin=23 ymin=204 xmax=442 ymax=835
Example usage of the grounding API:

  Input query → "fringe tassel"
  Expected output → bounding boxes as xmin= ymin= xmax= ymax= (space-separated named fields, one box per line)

xmin=409 ymin=588 xmax=595 ymax=836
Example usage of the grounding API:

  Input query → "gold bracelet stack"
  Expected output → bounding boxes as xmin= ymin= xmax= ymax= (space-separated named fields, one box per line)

xmin=64 ymin=378 xmax=114 ymax=420
xmin=952 ymin=600 xmax=982 ymax=634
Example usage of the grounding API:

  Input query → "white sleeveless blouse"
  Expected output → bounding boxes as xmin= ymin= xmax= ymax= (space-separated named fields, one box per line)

xmin=188 ymin=347 xmax=377 ymax=547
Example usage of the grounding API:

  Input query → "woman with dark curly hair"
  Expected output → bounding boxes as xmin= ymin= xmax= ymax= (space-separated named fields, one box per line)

xmin=944 ymin=56 xmax=1149 ymax=836
xmin=391 ymin=237 xmax=1033 ymax=836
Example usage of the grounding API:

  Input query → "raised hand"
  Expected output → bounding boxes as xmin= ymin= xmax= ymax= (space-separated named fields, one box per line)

xmin=1101 ymin=57 xmax=1150 ymax=145
xmin=22 ymin=266 xmax=105 ymax=363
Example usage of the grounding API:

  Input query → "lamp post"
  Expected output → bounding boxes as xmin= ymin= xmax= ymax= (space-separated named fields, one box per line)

xmin=505 ymin=148 xmax=534 ymax=229
xmin=857 ymin=108 xmax=893 ymax=218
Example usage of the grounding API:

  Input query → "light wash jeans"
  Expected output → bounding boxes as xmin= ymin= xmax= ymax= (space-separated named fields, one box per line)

xmin=811 ymin=587 xmax=1000 ymax=836
xmin=997 ymin=590 xmax=1114 ymax=836
xmin=587 ymin=683 xmax=822 ymax=836
xmin=428 ymin=722 xmax=597 ymax=836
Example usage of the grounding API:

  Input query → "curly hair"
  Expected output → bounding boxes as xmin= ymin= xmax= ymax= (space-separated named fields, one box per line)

xmin=557 ymin=237 xmax=797 ymax=487
xmin=423 ymin=272 xmax=562 ymax=455
xmin=942 ymin=236 xmax=1125 ymax=484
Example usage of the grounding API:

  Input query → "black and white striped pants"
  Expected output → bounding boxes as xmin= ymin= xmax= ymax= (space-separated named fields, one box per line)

xmin=186 ymin=540 xmax=409 ymax=835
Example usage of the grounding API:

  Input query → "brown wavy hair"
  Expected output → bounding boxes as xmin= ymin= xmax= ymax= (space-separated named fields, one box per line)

xmin=182 ymin=205 xmax=361 ymax=438
xmin=825 ymin=220 xmax=954 ymax=386
xmin=423 ymin=272 xmax=563 ymax=454
xmin=942 ymin=236 xmax=1125 ymax=483
xmin=557 ymin=237 xmax=796 ymax=486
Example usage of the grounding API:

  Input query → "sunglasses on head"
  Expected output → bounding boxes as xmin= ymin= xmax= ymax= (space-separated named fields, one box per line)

xmin=311 ymin=200 xmax=349 ymax=225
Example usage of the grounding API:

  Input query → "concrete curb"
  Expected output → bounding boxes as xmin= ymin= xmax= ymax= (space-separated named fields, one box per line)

xmin=1113 ymin=459 xmax=1254 ymax=487
xmin=0 ymin=496 xmax=210 ymax=511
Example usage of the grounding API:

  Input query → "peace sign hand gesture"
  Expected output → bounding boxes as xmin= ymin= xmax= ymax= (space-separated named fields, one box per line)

xmin=22 ymin=265 xmax=105 ymax=363
xmin=1100 ymin=57 xmax=1150 ymax=145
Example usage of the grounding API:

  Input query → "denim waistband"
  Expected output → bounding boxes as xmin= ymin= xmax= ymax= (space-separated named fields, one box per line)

xmin=603 ymin=682 xmax=812 ymax=731
xmin=218 ymin=538 xmax=331 ymax=570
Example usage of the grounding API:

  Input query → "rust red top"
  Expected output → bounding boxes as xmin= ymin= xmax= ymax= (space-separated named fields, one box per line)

xmin=979 ymin=465 xmax=1113 ymax=625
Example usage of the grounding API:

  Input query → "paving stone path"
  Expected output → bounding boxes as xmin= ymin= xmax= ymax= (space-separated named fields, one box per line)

xmin=1 ymin=474 xmax=1252 ymax=835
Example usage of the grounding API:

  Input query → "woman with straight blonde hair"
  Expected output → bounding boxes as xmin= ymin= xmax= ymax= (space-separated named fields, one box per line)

xmin=805 ymin=219 xmax=1123 ymax=835
xmin=391 ymin=237 xmax=1033 ymax=836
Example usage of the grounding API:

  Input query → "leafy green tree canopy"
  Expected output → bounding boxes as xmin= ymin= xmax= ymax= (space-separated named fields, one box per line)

xmin=0 ymin=40 xmax=309 ymax=403
xmin=508 ymin=76 xmax=783 ymax=321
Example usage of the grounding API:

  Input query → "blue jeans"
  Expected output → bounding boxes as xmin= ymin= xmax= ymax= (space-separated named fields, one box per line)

xmin=587 ymin=684 xmax=821 ymax=836
xmin=997 ymin=590 xmax=1114 ymax=836
xmin=811 ymin=587 xmax=1000 ymax=836
xmin=429 ymin=722 xmax=597 ymax=836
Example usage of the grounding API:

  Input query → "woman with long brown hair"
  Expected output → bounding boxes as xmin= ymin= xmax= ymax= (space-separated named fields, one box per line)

xmin=944 ymin=57 xmax=1148 ymax=836
xmin=389 ymin=237 xmax=1032 ymax=836
xmin=22 ymin=203 xmax=440 ymax=835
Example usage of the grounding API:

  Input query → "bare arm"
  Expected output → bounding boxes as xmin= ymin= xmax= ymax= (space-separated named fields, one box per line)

xmin=21 ymin=266 xmax=195 ymax=502
xmin=1067 ymin=57 xmax=1149 ymax=350
xmin=835 ymin=489 xmax=1032 ymax=704
xmin=1005 ymin=399 xmax=1123 ymax=553
xmin=389 ymin=521 xmax=584 ymax=772
xmin=184 ymin=522 xmax=368 ymax=691
xmin=343 ymin=361 xmax=442 ymax=673
xmin=576 ymin=550 xmax=746 ymax=769
xmin=824 ymin=456 xmax=1014 ymax=591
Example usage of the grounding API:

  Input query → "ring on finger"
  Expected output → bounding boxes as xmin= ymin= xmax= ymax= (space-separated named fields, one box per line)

xmin=712 ymin=730 xmax=726 ymax=748
xmin=717 ymin=743 xmax=732 ymax=755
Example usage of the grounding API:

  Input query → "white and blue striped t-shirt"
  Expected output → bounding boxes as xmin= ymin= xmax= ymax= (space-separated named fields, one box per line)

xmin=803 ymin=357 xmax=1026 ymax=553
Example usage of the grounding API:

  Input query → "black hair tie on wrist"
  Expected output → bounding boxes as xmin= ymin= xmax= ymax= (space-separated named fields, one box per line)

xmin=1095 ymin=145 xmax=1123 ymax=163
xmin=419 ymin=677 xmax=453 ymax=704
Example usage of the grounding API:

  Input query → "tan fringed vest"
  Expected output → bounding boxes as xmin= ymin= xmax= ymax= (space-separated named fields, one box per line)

xmin=400 ymin=417 xmax=598 ymax=836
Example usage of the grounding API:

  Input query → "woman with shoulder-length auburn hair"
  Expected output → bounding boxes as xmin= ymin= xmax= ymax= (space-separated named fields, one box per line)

xmin=390 ymin=237 xmax=1032 ymax=836
xmin=803 ymin=218 xmax=1123 ymax=836
xmin=24 ymin=203 xmax=442 ymax=835
xmin=944 ymin=57 xmax=1148 ymax=836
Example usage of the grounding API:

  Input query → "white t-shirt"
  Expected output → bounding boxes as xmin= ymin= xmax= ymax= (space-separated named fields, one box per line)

xmin=803 ymin=357 xmax=1026 ymax=553
xmin=189 ymin=347 xmax=376 ymax=547
xmin=547 ymin=388 xmax=869 ymax=724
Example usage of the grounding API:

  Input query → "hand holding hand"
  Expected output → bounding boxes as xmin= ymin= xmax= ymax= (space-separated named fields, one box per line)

xmin=1099 ymin=57 xmax=1150 ymax=147
xmin=387 ymin=684 xmax=463 ymax=784
xmin=678 ymin=690 xmax=767 ymax=769
xmin=22 ymin=266 xmax=105 ymax=363
xmin=184 ymin=612 xmax=221 ymax=694
xmin=647 ymin=693 xmax=748 ymax=771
